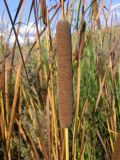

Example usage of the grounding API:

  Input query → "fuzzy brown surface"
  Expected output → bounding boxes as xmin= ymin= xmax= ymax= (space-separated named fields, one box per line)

xmin=112 ymin=134 xmax=120 ymax=160
xmin=56 ymin=20 xmax=73 ymax=128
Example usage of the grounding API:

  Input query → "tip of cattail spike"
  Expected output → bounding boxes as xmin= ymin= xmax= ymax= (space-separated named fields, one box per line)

xmin=56 ymin=20 xmax=73 ymax=128
xmin=112 ymin=134 xmax=120 ymax=160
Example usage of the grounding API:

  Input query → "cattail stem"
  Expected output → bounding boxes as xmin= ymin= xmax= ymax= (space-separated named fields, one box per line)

xmin=61 ymin=0 xmax=65 ymax=19
xmin=65 ymin=128 xmax=69 ymax=160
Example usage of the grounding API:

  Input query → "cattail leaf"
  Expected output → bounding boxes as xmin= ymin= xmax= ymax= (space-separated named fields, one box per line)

xmin=27 ymin=0 xmax=34 ymax=24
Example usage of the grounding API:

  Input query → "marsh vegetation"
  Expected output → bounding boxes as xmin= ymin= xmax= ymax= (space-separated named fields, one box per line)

xmin=0 ymin=0 xmax=120 ymax=159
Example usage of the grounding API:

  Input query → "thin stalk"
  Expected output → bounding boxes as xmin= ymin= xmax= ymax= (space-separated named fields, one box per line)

xmin=65 ymin=128 xmax=69 ymax=160
xmin=61 ymin=0 xmax=65 ymax=19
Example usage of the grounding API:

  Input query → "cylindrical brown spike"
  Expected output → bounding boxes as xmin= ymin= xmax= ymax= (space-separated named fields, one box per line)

xmin=56 ymin=20 xmax=73 ymax=128
xmin=112 ymin=134 xmax=120 ymax=160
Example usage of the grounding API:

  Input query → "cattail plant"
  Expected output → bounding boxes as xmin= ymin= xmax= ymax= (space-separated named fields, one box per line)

xmin=112 ymin=134 xmax=120 ymax=160
xmin=56 ymin=19 xmax=73 ymax=159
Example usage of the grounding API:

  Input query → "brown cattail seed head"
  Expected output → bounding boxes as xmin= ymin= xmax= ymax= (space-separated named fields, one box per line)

xmin=56 ymin=20 xmax=73 ymax=128
xmin=112 ymin=134 xmax=120 ymax=160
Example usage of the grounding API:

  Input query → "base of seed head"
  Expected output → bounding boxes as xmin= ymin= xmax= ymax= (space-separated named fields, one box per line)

xmin=112 ymin=134 xmax=120 ymax=160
